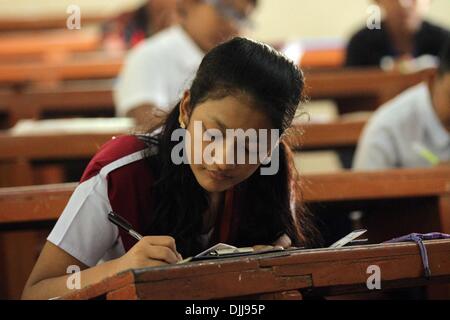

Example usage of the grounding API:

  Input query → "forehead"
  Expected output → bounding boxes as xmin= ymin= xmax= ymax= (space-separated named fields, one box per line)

xmin=193 ymin=95 xmax=274 ymax=131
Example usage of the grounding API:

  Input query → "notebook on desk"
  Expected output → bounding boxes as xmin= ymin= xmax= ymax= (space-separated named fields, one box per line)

xmin=177 ymin=229 xmax=368 ymax=264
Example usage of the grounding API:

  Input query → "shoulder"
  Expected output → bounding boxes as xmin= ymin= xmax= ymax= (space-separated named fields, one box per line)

xmin=345 ymin=25 xmax=386 ymax=66
xmin=367 ymin=84 xmax=429 ymax=133
xmin=347 ymin=25 xmax=384 ymax=47
xmin=80 ymin=135 xmax=151 ymax=183
xmin=417 ymin=21 xmax=450 ymax=52
xmin=421 ymin=20 xmax=450 ymax=37
xmin=126 ymin=26 xmax=187 ymax=63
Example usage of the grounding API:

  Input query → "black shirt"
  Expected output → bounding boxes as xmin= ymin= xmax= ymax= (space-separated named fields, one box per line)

xmin=345 ymin=20 xmax=450 ymax=67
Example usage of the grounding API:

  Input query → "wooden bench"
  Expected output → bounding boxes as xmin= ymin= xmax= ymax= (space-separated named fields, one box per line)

xmin=61 ymin=240 xmax=450 ymax=300
xmin=0 ymin=30 xmax=102 ymax=61
xmin=1 ymin=80 xmax=114 ymax=127
xmin=1 ymin=167 xmax=449 ymax=231
xmin=0 ymin=64 xmax=434 ymax=112
xmin=305 ymin=68 xmax=436 ymax=113
xmin=0 ymin=15 xmax=107 ymax=32
xmin=0 ymin=52 xmax=123 ymax=88
xmin=0 ymin=119 xmax=365 ymax=187
xmin=0 ymin=131 xmax=121 ymax=186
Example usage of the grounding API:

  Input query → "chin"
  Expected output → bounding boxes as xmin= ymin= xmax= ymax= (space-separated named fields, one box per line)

xmin=198 ymin=178 xmax=232 ymax=193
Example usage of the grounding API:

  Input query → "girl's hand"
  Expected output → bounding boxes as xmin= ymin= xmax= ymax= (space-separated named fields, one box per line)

xmin=273 ymin=234 xmax=292 ymax=248
xmin=252 ymin=245 xmax=283 ymax=252
xmin=252 ymin=234 xmax=293 ymax=252
xmin=114 ymin=236 xmax=182 ymax=272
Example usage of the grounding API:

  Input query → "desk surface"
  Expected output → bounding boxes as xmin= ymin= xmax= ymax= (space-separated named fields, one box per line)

xmin=0 ymin=119 xmax=364 ymax=160
xmin=0 ymin=30 xmax=101 ymax=58
xmin=0 ymin=52 xmax=123 ymax=84
xmin=61 ymin=240 xmax=450 ymax=299
xmin=0 ymin=64 xmax=434 ymax=98
xmin=0 ymin=16 xmax=107 ymax=32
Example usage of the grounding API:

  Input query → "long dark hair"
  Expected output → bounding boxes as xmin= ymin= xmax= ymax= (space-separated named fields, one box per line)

xmin=143 ymin=37 xmax=320 ymax=257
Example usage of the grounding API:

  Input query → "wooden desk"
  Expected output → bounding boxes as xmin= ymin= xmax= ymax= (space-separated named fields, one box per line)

xmin=0 ymin=131 xmax=120 ymax=186
xmin=289 ymin=119 xmax=365 ymax=150
xmin=0 ymin=16 xmax=107 ymax=32
xmin=1 ymin=167 xmax=448 ymax=229
xmin=305 ymin=68 xmax=436 ymax=113
xmin=0 ymin=119 xmax=364 ymax=186
xmin=303 ymin=168 xmax=450 ymax=249
xmin=0 ymin=30 xmax=101 ymax=60
xmin=62 ymin=240 xmax=450 ymax=300
xmin=0 ymin=64 xmax=433 ymax=112
xmin=0 ymin=80 xmax=114 ymax=127
xmin=0 ymin=52 xmax=123 ymax=87
xmin=300 ymin=48 xmax=344 ymax=69
xmin=1 ymin=167 xmax=449 ymax=299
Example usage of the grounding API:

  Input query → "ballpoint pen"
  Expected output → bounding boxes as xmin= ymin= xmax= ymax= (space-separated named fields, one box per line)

xmin=108 ymin=211 xmax=143 ymax=241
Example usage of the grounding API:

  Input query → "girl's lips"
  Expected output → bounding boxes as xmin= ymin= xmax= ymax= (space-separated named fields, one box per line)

xmin=205 ymin=169 xmax=233 ymax=181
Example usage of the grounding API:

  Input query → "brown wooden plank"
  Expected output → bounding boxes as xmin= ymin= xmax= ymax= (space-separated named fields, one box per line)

xmin=0 ymin=133 xmax=117 ymax=159
xmin=106 ymin=284 xmax=139 ymax=300
xmin=61 ymin=270 xmax=135 ymax=300
xmin=1 ymin=167 xmax=449 ymax=225
xmin=0 ymin=30 xmax=101 ymax=59
xmin=134 ymin=268 xmax=311 ymax=300
xmin=305 ymin=68 xmax=435 ymax=101
xmin=61 ymin=240 xmax=450 ymax=300
xmin=0 ymin=52 xmax=123 ymax=85
xmin=0 ymin=183 xmax=76 ymax=224
xmin=0 ymin=16 xmax=108 ymax=32
xmin=0 ymin=66 xmax=434 ymax=109
xmin=288 ymin=120 xmax=365 ymax=149
xmin=302 ymin=167 xmax=450 ymax=202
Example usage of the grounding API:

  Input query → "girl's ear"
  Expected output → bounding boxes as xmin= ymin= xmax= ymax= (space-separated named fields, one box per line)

xmin=179 ymin=90 xmax=192 ymax=128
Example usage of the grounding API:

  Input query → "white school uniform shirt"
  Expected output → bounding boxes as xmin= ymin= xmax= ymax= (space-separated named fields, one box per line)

xmin=353 ymin=82 xmax=450 ymax=170
xmin=47 ymin=135 xmax=217 ymax=267
xmin=114 ymin=25 xmax=204 ymax=117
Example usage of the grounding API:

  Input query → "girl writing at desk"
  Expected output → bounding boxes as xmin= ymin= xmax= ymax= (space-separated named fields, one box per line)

xmin=22 ymin=37 xmax=318 ymax=299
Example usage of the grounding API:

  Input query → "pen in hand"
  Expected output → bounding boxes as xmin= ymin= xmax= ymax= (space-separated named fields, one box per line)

xmin=108 ymin=211 xmax=143 ymax=241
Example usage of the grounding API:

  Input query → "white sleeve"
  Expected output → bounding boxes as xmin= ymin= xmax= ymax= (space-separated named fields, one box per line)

xmin=353 ymin=123 xmax=398 ymax=171
xmin=114 ymin=44 xmax=171 ymax=117
xmin=47 ymin=175 xmax=120 ymax=267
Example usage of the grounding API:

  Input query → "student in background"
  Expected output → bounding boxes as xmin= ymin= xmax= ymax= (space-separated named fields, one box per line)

xmin=102 ymin=0 xmax=180 ymax=50
xmin=345 ymin=0 xmax=449 ymax=68
xmin=22 ymin=38 xmax=319 ymax=300
xmin=114 ymin=0 xmax=257 ymax=127
xmin=353 ymin=39 xmax=450 ymax=170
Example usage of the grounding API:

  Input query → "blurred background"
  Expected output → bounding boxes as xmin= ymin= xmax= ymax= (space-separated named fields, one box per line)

xmin=0 ymin=0 xmax=449 ymax=40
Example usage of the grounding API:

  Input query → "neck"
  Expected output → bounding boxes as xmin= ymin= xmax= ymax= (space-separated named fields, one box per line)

xmin=202 ymin=191 xmax=225 ymax=233
xmin=208 ymin=191 xmax=225 ymax=206
xmin=180 ymin=23 xmax=208 ymax=53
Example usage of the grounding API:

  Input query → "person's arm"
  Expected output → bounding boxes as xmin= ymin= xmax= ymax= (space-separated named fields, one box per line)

xmin=114 ymin=42 xmax=170 ymax=121
xmin=22 ymin=236 xmax=181 ymax=300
